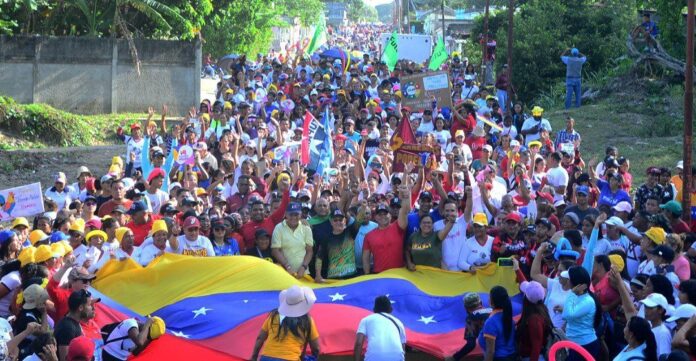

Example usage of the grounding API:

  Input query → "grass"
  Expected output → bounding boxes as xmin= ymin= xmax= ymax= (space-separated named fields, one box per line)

xmin=0 ymin=96 xmax=147 ymax=148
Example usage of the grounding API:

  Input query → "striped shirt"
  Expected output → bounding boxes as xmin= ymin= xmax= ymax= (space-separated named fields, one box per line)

xmin=554 ymin=129 xmax=581 ymax=148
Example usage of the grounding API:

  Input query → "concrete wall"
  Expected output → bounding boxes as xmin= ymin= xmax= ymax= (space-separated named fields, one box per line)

xmin=0 ymin=36 xmax=200 ymax=115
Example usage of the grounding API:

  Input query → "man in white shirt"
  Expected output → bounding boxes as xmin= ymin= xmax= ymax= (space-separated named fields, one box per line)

xmin=521 ymin=106 xmax=552 ymax=146
xmin=545 ymin=152 xmax=569 ymax=202
xmin=45 ymin=172 xmax=75 ymax=210
xmin=354 ymin=296 xmax=406 ymax=361
xmin=434 ymin=194 xmax=472 ymax=271
xmin=461 ymin=75 xmax=479 ymax=100
xmin=173 ymin=216 xmax=215 ymax=257
xmin=145 ymin=169 xmax=169 ymax=214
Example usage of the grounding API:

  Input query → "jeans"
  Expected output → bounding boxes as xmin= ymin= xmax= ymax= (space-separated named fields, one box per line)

xmin=497 ymin=89 xmax=508 ymax=113
xmin=565 ymin=77 xmax=582 ymax=109
xmin=567 ymin=338 xmax=600 ymax=361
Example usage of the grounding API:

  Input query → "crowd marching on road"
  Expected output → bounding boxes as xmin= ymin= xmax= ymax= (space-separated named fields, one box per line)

xmin=0 ymin=21 xmax=695 ymax=361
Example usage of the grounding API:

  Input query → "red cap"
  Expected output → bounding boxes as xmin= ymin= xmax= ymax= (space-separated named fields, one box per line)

xmin=130 ymin=123 xmax=141 ymax=130
xmin=402 ymin=106 xmax=411 ymax=113
xmin=504 ymin=212 xmax=522 ymax=224
xmin=536 ymin=191 xmax=554 ymax=204
xmin=184 ymin=216 xmax=201 ymax=229
xmin=148 ymin=168 xmax=166 ymax=183
xmin=85 ymin=177 xmax=96 ymax=192
xmin=67 ymin=336 xmax=94 ymax=361
xmin=512 ymin=195 xmax=528 ymax=207
xmin=334 ymin=134 xmax=347 ymax=141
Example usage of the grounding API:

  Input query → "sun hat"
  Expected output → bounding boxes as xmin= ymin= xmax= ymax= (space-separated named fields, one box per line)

xmin=278 ymin=285 xmax=317 ymax=317
xmin=85 ymin=230 xmax=107 ymax=244
xmin=520 ymin=281 xmax=546 ymax=303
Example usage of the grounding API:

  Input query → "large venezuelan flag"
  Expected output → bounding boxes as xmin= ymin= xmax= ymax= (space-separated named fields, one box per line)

xmin=91 ymin=254 xmax=522 ymax=360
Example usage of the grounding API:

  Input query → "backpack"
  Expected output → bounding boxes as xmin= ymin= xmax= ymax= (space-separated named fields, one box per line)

xmin=543 ymin=327 xmax=568 ymax=361
xmin=100 ymin=321 xmax=130 ymax=346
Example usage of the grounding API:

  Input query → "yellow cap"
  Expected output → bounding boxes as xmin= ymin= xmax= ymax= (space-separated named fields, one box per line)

xmin=531 ymin=106 xmax=544 ymax=116
xmin=50 ymin=242 xmax=66 ymax=257
xmin=268 ymin=84 xmax=278 ymax=93
xmin=608 ymin=254 xmax=625 ymax=272
xmin=85 ymin=230 xmax=107 ymax=243
xmin=276 ymin=173 xmax=291 ymax=184
xmin=29 ymin=230 xmax=49 ymax=246
xmin=645 ymin=227 xmax=666 ymax=245
xmin=149 ymin=316 xmax=166 ymax=339
xmin=60 ymin=241 xmax=73 ymax=255
xmin=151 ymin=220 xmax=168 ymax=236
xmin=34 ymin=245 xmax=57 ymax=264
xmin=148 ymin=121 xmax=157 ymax=128
xmin=115 ymin=227 xmax=131 ymax=243
xmin=111 ymin=156 xmax=124 ymax=168
xmin=195 ymin=187 xmax=207 ymax=197
xmin=68 ymin=219 xmax=85 ymax=234
xmin=472 ymin=213 xmax=489 ymax=226
xmin=225 ymin=88 xmax=234 ymax=95
xmin=224 ymin=101 xmax=233 ymax=110
xmin=11 ymin=217 xmax=29 ymax=229
xmin=18 ymin=246 xmax=36 ymax=267
xmin=528 ymin=140 xmax=542 ymax=148
xmin=201 ymin=113 xmax=210 ymax=122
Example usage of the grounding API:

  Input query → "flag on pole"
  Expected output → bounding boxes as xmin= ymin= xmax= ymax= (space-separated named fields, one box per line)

xmin=301 ymin=111 xmax=314 ymax=165
xmin=428 ymin=36 xmax=448 ymax=71
xmin=316 ymin=107 xmax=334 ymax=176
xmin=382 ymin=30 xmax=399 ymax=72
xmin=305 ymin=17 xmax=328 ymax=55
xmin=302 ymin=108 xmax=333 ymax=175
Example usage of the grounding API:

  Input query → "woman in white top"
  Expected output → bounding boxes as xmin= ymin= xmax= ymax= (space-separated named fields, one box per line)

xmin=457 ymin=213 xmax=494 ymax=273
xmin=613 ymin=316 xmax=657 ymax=361
xmin=530 ymin=242 xmax=575 ymax=329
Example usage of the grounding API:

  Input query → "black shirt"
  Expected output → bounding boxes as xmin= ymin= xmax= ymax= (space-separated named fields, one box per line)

xmin=244 ymin=247 xmax=274 ymax=263
xmin=54 ymin=316 xmax=82 ymax=347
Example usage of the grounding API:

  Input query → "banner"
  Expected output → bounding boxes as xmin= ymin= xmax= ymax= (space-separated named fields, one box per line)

xmin=305 ymin=17 xmax=328 ymax=55
xmin=428 ymin=36 xmax=448 ymax=71
xmin=382 ymin=30 xmax=399 ymax=72
xmin=400 ymin=71 xmax=453 ymax=111
xmin=390 ymin=118 xmax=440 ymax=173
xmin=0 ymin=182 xmax=45 ymax=222
xmin=302 ymin=109 xmax=332 ymax=173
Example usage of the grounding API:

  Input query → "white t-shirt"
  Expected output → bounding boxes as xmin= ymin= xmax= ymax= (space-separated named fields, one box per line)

xmin=91 ymin=248 xmax=132 ymax=273
xmin=652 ymin=323 xmax=672 ymax=358
xmin=44 ymin=187 xmax=75 ymax=210
xmin=72 ymin=244 xmax=88 ymax=267
xmin=457 ymin=236 xmax=494 ymax=271
xmin=0 ymin=271 xmax=20 ymax=317
xmin=357 ymin=313 xmax=406 ymax=361
xmin=417 ymin=121 xmax=435 ymax=134
xmin=546 ymin=166 xmax=569 ymax=201
xmin=521 ymin=117 xmax=552 ymax=145
xmin=637 ymin=259 xmax=656 ymax=275
xmin=433 ymin=130 xmax=451 ymax=150
xmin=545 ymin=277 xmax=571 ymax=329
xmin=103 ymin=318 xmax=139 ymax=360
xmin=174 ymin=235 xmax=215 ymax=257
xmin=136 ymin=243 xmax=174 ymax=266
xmin=146 ymin=189 xmax=169 ymax=215
xmin=124 ymin=136 xmax=145 ymax=168
xmin=434 ymin=215 xmax=468 ymax=271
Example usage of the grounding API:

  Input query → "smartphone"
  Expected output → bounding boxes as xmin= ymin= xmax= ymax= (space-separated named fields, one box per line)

xmin=497 ymin=257 xmax=514 ymax=267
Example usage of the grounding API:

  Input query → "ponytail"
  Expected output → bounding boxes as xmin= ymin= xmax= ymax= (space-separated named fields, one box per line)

xmin=587 ymin=290 xmax=603 ymax=330
xmin=628 ymin=316 xmax=657 ymax=361
xmin=490 ymin=286 xmax=513 ymax=340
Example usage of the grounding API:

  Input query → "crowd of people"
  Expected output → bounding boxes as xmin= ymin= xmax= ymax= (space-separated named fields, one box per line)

xmin=0 ymin=22 xmax=695 ymax=361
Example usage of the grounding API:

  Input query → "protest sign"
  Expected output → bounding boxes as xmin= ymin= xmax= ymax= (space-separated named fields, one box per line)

xmin=0 ymin=182 xmax=45 ymax=222
xmin=400 ymin=71 xmax=453 ymax=111
xmin=176 ymin=145 xmax=194 ymax=165
xmin=390 ymin=115 xmax=441 ymax=173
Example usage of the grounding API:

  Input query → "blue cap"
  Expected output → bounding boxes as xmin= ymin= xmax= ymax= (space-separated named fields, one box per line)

xmin=50 ymin=231 xmax=69 ymax=243
xmin=286 ymin=202 xmax=302 ymax=214
xmin=127 ymin=201 xmax=147 ymax=215
xmin=0 ymin=230 xmax=16 ymax=245
xmin=576 ymin=185 xmax=589 ymax=195
xmin=571 ymin=48 xmax=579 ymax=56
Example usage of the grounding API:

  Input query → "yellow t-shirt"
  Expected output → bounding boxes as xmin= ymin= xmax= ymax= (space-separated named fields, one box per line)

xmin=261 ymin=312 xmax=319 ymax=360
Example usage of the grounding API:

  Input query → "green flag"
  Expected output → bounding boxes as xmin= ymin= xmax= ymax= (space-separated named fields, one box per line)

xmin=382 ymin=30 xmax=399 ymax=72
xmin=428 ymin=36 xmax=448 ymax=71
xmin=305 ymin=17 xmax=327 ymax=55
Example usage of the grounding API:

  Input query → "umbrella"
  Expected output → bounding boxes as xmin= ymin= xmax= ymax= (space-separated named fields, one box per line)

xmin=217 ymin=54 xmax=240 ymax=71
xmin=318 ymin=47 xmax=344 ymax=59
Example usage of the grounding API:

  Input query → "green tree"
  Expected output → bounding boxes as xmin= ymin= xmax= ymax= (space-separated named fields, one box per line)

xmin=637 ymin=0 xmax=686 ymax=57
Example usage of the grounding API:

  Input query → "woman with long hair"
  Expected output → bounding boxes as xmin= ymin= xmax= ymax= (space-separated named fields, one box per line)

xmin=209 ymin=219 xmax=240 ymax=256
xmin=563 ymin=266 xmax=603 ymax=361
xmin=517 ymin=281 xmax=552 ymax=361
xmin=479 ymin=286 xmax=516 ymax=361
xmin=613 ymin=316 xmax=658 ymax=361
xmin=251 ymin=285 xmax=320 ymax=361
xmin=0 ymin=230 xmax=21 ymax=267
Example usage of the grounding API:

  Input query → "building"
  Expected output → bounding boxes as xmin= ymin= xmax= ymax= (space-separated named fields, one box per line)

xmin=325 ymin=2 xmax=347 ymax=26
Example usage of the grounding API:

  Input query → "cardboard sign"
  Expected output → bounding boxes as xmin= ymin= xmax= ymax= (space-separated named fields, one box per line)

xmin=0 ymin=182 xmax=45 ymax=222
xmin=392 ymin=143 xmax=441 ymax=173
xmin=400 ymin=71 xmax=453 ymax=111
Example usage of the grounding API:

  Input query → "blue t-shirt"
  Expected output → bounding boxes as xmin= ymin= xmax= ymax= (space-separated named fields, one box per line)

xmin=477 ymin=310 xmax=517 ymax=358
xmin=597 ymin=179 xmax=631 ymax=208
xmin=405 ymin=209 xmax=443 ymax=241
xmin=212 ymin=238 xmax=240 ymax=256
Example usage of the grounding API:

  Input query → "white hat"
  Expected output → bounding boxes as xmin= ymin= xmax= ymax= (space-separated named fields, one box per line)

xmin=604 ymin=216 xmax=624 ymax=227
xmin=510 ymin=139 xmax=521 ymax=147
xmin=640 ymin=293 xmax=673 ymax=315
xmin=612 ymin=201 xmax=633 ymax=214
xmin=168 ymin=182 xmax=182 ymax=192
xmin=560 ymin=270 xmax=570 ymax=279
xmin=278 ymin=285 xmax=316 ymax=317
xmin=667 ymin=304 xmax=696 ymax=322
xmin=676 ymin=160 xmax=684 ymax=170
xmin=464 ymin=74 xmax=474 ymax=81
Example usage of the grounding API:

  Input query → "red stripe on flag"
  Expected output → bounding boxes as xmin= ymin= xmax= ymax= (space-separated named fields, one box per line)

xmin=301 ymin=111 xmax=313 ymax=165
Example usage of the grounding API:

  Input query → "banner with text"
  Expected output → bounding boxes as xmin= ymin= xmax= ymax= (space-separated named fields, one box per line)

xmin=400 ymin=71 xmax=453 ymax=111
xmin=0 ymin=182 xmax=44 ymax=222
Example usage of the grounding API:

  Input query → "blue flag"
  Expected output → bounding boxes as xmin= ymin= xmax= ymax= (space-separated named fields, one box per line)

xmin=305 ymin=108 xmax=333 ymax=176
xmin=316 ymin=108 xmax=334 ymax=176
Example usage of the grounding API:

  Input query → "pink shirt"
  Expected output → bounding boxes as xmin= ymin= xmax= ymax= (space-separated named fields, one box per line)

xmin=673 ymin=254 xmax=691 ymax=281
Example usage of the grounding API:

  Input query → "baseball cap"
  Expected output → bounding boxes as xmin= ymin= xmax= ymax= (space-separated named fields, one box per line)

xmin=127 ymin=201 xmax=148 ymax=215
xmin=650 ymin=245 xmax=675 ymax=262
xmin=255 ymin=229 xmax=271 ymax=239
xmin=419 ymin=191 xmax=433 ymax=201
xmin=67 ymin=336 xmax=95 ymax=361
xmin=660 ymin=200 xmax=683 ymax=215
xmin=68 ymin=267 xmax=97 ymax=282
xmin=463 ymin=292 xmax=482 ymax=309
xmin=520 ymin=281 xmax=546 ymax=303
xmin=286 ymin=202 xmax=302 ymax=214
xmin=613 ymin=201 xmax=633 ymax=214
xmin=604 ymin=216 xmax=624 ymax=227
xmin=34 ymin=244 xmax=58 ymax=264
xmin=676 ymin=160 xmax=684 ymax=170
xmin=560 ymin=270 xmax=570 ymax=279
xmin=49 ymin=231 xmax=69 ymax=243
xmin=183 ymin=216 xmax=201 ymax=229
xmin=11 ymin=217 xmax=29 ymax=229
xmin=482 ymin=144 xmax=493 ymax=153
xmin=375 ymin=204 xmax=389 ymax=214
xmin=640 ymin=293 xmax=673 ymax=314
xmin=390 ymin=197 xmax=401 ymax=208
xmin=182 ymin=197 xmax=197 ymax=206
xmin=472 ymin=213 xmax=488 ymax=226
xmin=667 ymin=304 xmax=696 ymax=322
xmin=54 ymin=172 xmax=67 ymax=184
xmin=536 ymin=191 xmax=554 ymax=204
xmin=22 ymin=284 xmax=49 ymax=309
xmin=111 ymin=205 xmax=127 ymax=214
xmin=28 ymin=230 xmax=50 ymax=245
xmin=331 ymin=209 xmax=345 ymax=218
xmin=645 ymin=227 xmax=667 ymax=245
xmin=149 ymin=316 xmax=166 ymax=340
xmin=148 ymin=168 xmax=166 ymax=183
xmin=535 ymin=218 xmax=552 ymax=229
xmin=504 ymin=212 xmax=522 ymax=224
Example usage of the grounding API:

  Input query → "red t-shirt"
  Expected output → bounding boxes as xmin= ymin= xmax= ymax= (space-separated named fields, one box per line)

xmin=465 ymin=136 xmax=486 ymax=160
xmin=126 ymin=214 xmax=161 ymax=247
xmin=47 ymin=278 xmax=70 ymax=322
xmin=595 ymin=275 xmax=619 ymax=317
xmin=239 ymin=190 xmax=290 ymax=252
xmin=363 ymin=222 xmax=405 ymax=273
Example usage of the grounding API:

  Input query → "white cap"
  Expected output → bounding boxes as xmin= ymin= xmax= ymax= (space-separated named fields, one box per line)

xmin=667 ymin=304 xmax=696 ymax=322
xmin=510 ymin=140 xmax=521 ymax=147
xmin=554 ymin=199 xmax=566 ymax=207
xmin=560 ymin=270 xmax=570 ymax=279
xmin=612 ymin=201 xmax=633 ymax=214
xmin=604 ymin=216 xmax=624 ymax=227
xmin=640 ymin=293 xmax=673 ymax=315
xmin=169 ymin=182 xmax=182 ymax=192
xmin=676 ymin=160 xmax=684 ymax=169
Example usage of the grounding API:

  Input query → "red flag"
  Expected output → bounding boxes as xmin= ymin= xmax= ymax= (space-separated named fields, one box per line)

xmin=389 ymin=117 xmax=416 ymax=152
xmin=301 ymin=111 xmax=314 ymax=165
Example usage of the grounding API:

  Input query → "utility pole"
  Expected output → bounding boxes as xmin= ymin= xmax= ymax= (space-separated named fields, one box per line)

xmin=684 ymin=0 xmax=694 ymax=224
xmin=481 ymin=0 xmax=491 ymax=85
xmin=506 ymin=0 xmax=514 ymax=113
xmin=441 ymin=0 xmax=446 ymax=40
